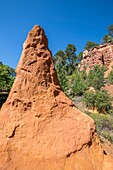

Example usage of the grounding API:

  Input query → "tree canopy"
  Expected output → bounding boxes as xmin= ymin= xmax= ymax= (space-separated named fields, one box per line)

xmin=84 ymin=41 xmax=99 ymax=51
xmin=101 ymin=24 xmax=113 ymax=44
xmin=107 ymin=24 xmax=113 ymax=37
xmin=0 ymin=62 xmax=15 ymax=90
xmin=102 ymin=34 xmax=113 ymax=44
xmin=54 ymin=44 xmax=79 ymax=94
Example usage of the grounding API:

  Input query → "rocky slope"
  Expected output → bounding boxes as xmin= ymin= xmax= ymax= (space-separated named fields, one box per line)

xmin=0 ymin=25 xmax=113 ymax=170
xmin=80 ymin=44 xmax=113 ymax=73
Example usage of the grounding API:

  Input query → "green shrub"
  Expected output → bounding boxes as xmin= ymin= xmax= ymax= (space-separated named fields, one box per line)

xmin=107 ymin=70 xmax=113 ymax=84
xmin=87 ymin=65 xmax=107 ymax=90
xmin=56 ymin=66 xmax=69 ymax=94
xmin=72 ymin=70 xmax=88 ymax=96
xmin=0 ymin=62 xmax=15 ymax=108
xmin=83 ymin=90 xmax=96 ymax=109
xmin=95 ymin=90 xmax=112 ymax=114
xmin=0 ymin=63 xmax=15 ymax=90
xmin=83 ymin=90 xmax=112 ymax=114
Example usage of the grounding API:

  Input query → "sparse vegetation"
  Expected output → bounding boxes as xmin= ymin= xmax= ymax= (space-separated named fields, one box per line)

xmin=86 ymin=112 xmax=113 ymax=143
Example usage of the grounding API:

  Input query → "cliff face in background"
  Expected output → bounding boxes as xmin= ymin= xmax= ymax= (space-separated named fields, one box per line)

xmin=80 ymin=44 xmax=113 ymax=73
xmin=0 ymin=26 xmax=113 ymax=170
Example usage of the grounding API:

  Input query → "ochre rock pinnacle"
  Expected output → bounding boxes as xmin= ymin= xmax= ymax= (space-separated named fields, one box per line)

xmin=0 ymin=25 xmax=113 ymax=170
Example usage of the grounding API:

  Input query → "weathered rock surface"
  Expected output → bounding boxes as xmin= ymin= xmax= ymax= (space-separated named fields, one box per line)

xmin=80 ymin=44 xmax=113 ymax=73
xmin=0 ymin=25 xmax=113 ymax=170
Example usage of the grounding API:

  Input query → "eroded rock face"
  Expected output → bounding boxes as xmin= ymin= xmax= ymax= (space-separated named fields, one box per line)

xmin=0 ymin=25 xmax=113 ymax=170
xmin=80 ymin=44 xmax=113 ymax=73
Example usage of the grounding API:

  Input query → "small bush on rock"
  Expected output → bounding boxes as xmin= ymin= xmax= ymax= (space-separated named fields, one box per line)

xmin=83 ymin=90 xmax=112 ymax=114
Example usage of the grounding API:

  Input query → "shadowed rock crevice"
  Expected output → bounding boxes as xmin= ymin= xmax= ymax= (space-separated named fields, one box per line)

xmin=8 ymin=125 xmax=19 ymax=138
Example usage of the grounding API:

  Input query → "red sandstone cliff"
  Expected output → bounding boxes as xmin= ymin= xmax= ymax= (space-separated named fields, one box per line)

xmin=0 ymin=25 xmax=113 ymax=170
xmin=80 ymin=44 xmax=113 ymax=73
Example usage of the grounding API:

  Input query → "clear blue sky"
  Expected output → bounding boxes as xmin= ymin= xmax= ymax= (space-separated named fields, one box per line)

xmin=0 ymin=0 xmax=113 ymax=68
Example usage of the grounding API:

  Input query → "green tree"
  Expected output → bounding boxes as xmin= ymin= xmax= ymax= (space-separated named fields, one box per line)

xmin=101 ymin=24 xmax=113 ymax=44
xmin=54 ymin=50 xmax=66 ymax=67
xmin=57 ymin=66 xmax=69 ymax=93
xmin=76 ymin=52 xmax=83 ymax=63
xmin=65 ymin=44 xmax=77 ymax=75
xmin=0 ymin=62 xmax=15 ymax=107
xmin=54 ymin=51 xmax=69 ymax=94
xmin=54 ymin=44 xmax=78 ymax=94
xmin=72 ymin=70 xmax=88 ymax=96
xmin=107 ymin=24 xmax=113 ymax=37
xmin=0 ymin=62 xmax=15 ymax=90
xmin=101 ymin=34 xmax=113 ymax=44
xmin=87 ymin=65 xmax=107 ymax=90
xmin=84 ymin=41 xmax=99 ymax=51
